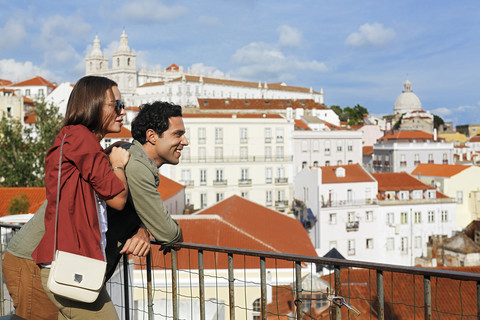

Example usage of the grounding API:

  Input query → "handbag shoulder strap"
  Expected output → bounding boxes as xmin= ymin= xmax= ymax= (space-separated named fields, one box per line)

xmin=53 ymin=133 xmax=67 ymax=259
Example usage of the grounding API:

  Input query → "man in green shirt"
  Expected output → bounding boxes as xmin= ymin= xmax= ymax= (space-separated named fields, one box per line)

xmin=3 ymin=101 xmax=188 ymax=319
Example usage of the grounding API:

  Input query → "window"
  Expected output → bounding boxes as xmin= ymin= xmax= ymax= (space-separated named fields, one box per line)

xmin=38 ymin=88 xmax=44 ymax=96
xmin=252 ymin=298 xmax=261 ymax=320
xmin=428 ymin=153 xmax=434 ymax=164
xmin=324 ymin=141 xmax=330 ymax=155
xmin=414 ymin=236 xmax=422 ymax=248
xmin=265 ymin=146 xmax=272 ymax=161
xmin=337 ymin=160 xmax=342 ymax=165
xmin=366 ymin=238 xmax=373 ymax=249
xmin=302 ymin=161 xmax=307 ymax=169
xmin=414 ymin=153 xmax=420 ymax=165
xmin=276 ymin=146 xmax=284 ymax=160
xmin=240 ymin=146 xmax=248 ymax=160
xmin=313 ymin=141 xmax=319 ymax=152
xmin=104 ymin=138 xmax=111 ymax=148
xmin=265 ymin=128 xmax=272 ymax=143
xmin=414 ymin=212 xmax=421 ymax=223
xmin=215 ymin=128 xmax=223 ymax=144
xmin=348 ymin=160 xmax=353 ymax=165
xmin=301 ymin=141 xmax=308 ymax=152
xmin=241 ymin=168 xmax=249 ymax=181
xmin=198 ymin=128 xmax=206 ymax=144
xmin=428 ymin=211 xmax=435 ymax=223
xmin=181 ymin=169 xmax=191 ymax=183
xmin=215 ymin=147 xmax=223 ymax=161
xmin=387 ymin=212 xmax=394 ymax=226
xmin=337 ymin=141 xmax=343 ymax=152
xmin=200 ymin=193 xmax=207 ymax=209
xmin=329 ymin=213 xmax=337 ymax=224
xmin=366 ymin=211 xmax=373 ymax=222
xmin=25 ymin=89 xmax=30 ymax=96
xmin=313 ymin=160 xmax=319 ymax=166
xmin=198 ymin=147 xmax=206 ymax=161
xmin=347 ymin=141 xmax=353 ymax=151
xmin=347 ymin=189 xmax=353 ymax=203
xmin=400 ymin=154 xmax=406 ymax=167
xmin=441 ymin=210 xmax=448 ymax=222
xmin=240 ymin=128 xmax=248 ymax=143
xmin=266 ymin=191 xmax=272 ymax=205
xmin=401 ymin=212 xmax=408 ymax=224
xmin=182 ymin=147 xmax=190 ymax=161
xmin=325 ymin=160 xmax=330 ymax=166
xmin=401 ymin=237 xmax=408 ymax=253
xmin=200 ymin=169 xmax=207 ymax=185
xmin=276 ymin=128 xmax=284 ymax=143
xmin=347 ymin=212 xmax=356 ymax=223
xmin=457 ymin=191 xmax=463 ymax=204
xmin=443 ymin=153 xmax=448 ymax=164
xmin=241 ymin=191 xmax=248 ymax=199
xmin=216 ymin=193 xmax=224 ymax=202
xmin=265 ymin=168 xmax=272 ymax=184
xmin=386 ymin=238 xmax=394 ymax=251
xmin=216 ymin=169 xmax=224 ymax=182
xmin=348 ymin=240 xmax=355 ymax=255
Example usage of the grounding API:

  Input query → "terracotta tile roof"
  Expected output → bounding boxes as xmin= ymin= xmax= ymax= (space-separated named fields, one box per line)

xmin=372 ymin=172 xmax=436 ymax=192
xmin=23 ymin=96 xmax=35 ymax=104
xmin=166 ymin=63 xmax=179 ymax=71
xmin=24 ymin=110 xmax=36 ymax=123
xmin=0 ymin=88 xmax=16 ymax=95
xmin=12 ymin=76 xmax=56 ymax=88
xmin=0 ymin=187 xmax=46 ymax=217
xmin=198 ymin=98 xmax=326 ymax=110
xmin=0 ymin=79 xmax=13 ymax=86
xmin=196 ymin=195 xmax=317 ymax=256
xmin=411 ymin=164 xmax=470 ymax=178
xmin=125 ymin=106 xmax=140 ymax=112
xmin=381 ymin=130 xmax=435 ymax=141
xmin=183 ymin=112 xmax=283 ymax=119
xmin=157 ymin=174 xmax=184 ymax=200
xmin=104 ymin=126 xmax=132 ymax=138
xmin=318 ymin=164 xmax=375 ymax=184
xmin=468 ymin=135 xmax=480 ymax=142
xmin=363 ymin=146 xmax=373 ymax=155
xmin=294 ymin=119 xmax=311 ymax=130
xmin=138 ymin=81 xmax=165 ymax=87
xmin=454 ymin=145 xmax=467 ymax=148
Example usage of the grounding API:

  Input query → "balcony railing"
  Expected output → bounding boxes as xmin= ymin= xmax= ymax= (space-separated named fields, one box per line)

xmin=346 ymin=221 xmax=359 ymax=231
xmin=213 ymin=179 xmax=227 ymax=186
xmin=238 ymin=179 xmax=252 ymax=186
xmin=275 ymin=177 xmax=288 ymax=184
xmin=180 ymin=179 xmax=194 ymax=187
xmin=322 ymin=199 xmax=377 ymax=208
xmin=181 ymin=155 xmax=294 ymax=163
xmin=275 ymin=200 xmax=289 ymax=207
xmin=1 ymin=225 xmax=480 ymax=319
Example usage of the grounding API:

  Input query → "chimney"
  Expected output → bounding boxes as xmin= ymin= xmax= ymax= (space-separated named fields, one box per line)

xmin=434 ymin=128 xmax=437 ymax=141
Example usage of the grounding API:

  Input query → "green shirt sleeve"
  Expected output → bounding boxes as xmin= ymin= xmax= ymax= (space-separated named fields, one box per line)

xmin=125 ymin=158 xmax=181 ymax=245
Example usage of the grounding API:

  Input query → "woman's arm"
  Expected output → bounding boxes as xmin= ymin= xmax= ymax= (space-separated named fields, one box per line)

xmin=106 ymin=147 xmax=130 ymax=210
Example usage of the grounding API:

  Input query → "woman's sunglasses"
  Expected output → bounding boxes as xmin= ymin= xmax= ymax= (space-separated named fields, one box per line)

xmin=115 ymin=100 xmax=125 ymax=114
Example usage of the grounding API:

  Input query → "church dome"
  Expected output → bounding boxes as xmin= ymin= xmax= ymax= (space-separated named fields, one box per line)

xmin=394 ymin=79 xmax=422 ymax=114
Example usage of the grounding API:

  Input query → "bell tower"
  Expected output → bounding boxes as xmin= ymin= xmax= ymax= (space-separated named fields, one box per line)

xmin=111 ymin=30 xmax=137 ymax=95
xmin=85 ymin=35 xmax=108 ymax=75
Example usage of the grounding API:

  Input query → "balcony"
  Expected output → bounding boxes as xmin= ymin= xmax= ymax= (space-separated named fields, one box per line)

xmin=275 ymin=177 xmax=288 ymax=184
xmin=0 ymin=224 xmax=479 ymax=319
xmin=400 ymin=161 xmax=407 ymax=167
xmin=346 ymin=221 xmax=359 ymax=231
xmin=275 ymin=200 xmax=289 ymax=207
xmin=213 ymin=179 xmax=227 ymax=186
xmin=181 ymin=155 xmax=294 ymax=163
xmin=180 ymin=180 xmax=194 ymax=187
xmin=238 ymin=179 xmax=252 ymax=186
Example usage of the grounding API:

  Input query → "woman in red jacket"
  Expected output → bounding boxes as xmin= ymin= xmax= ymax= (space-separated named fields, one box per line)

xmin=32 ymin=75 xmax=130 ymax=319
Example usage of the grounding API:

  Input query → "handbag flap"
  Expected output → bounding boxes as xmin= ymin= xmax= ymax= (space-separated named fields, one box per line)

xmin=52 ymin=250 xmax=106 ymax=291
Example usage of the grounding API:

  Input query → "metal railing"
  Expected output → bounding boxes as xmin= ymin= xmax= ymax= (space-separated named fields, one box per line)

xmin=1 ymin=225 xmax=480 ymax=319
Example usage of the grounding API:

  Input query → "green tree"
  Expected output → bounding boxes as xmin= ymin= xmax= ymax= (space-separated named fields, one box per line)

xmin=330 ymin=104 xmax=369 ymax=125
xmin=433 ymin=114 xmax=445 ymax=130
xmin=0 ymin=99 xmax=63 ymax=187
xmin=8 ymin=193 xmax=30 ymax=215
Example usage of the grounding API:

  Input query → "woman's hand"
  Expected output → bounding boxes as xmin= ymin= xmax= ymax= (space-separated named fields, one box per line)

xmin=109 ymin=147 xmax=130 ymax=169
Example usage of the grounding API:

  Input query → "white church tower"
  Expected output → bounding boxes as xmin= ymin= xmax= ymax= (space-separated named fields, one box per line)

xmin=85 ymin=35 xmax=109 ymax=75
xmin=111 ymin=30 xmax=137 ymax=95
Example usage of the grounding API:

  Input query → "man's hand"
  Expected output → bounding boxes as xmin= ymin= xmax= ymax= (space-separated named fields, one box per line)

xmin=120 ymin=226 xmax=151 ymax=257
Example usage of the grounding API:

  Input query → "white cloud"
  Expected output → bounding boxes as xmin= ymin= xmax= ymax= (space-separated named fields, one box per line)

xmin=197 ymin=15 xmax=220 ymax=27
xmin=277 ymin=25 xmax=302 ymax=48
xmin=190 ymin=63 xmax=225 ymax=78
xmin=345 ymin=23 xmax=396 ymax=48
xmin=431 ymin=107 xmax=452 ymax=116
xmin=117 ymin=0 xmax=188 ymax=22
xmin=232 ymin=42 xmax=327 ymax=80
xmin=0 ymin=59 xmax=55 ymax=82
xmin=0 ymin=19 xmax=27 ymax=49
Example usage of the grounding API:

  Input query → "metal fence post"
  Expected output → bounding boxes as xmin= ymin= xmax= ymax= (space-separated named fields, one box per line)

xmin=334 ymin=266 xmax=341 ymax=320
xmin=424 ymin=276 xmax=431 ymax=320
xmin=377 ymin=270 xmax=384 ymax=320
xmin=171 ymin=249 xmax=178 ymax=320
xmin=122 ymin=254 xmax=130 ymax=320
xmin=146 ymin=252 xmax=154 ymax=320
xmin=228 ymin=253 xmax=235 ymax=320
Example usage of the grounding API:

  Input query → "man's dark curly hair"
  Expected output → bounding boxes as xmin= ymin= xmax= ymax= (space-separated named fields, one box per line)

xmin=132 ymin=101 xmax=183 ymax=144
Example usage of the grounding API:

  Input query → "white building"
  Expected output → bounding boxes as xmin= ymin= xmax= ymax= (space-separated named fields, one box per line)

xmin=10 ymin=76 xmax=56 ymax=100
xmin=293 ymin=119 xmax=362 ymax=173
xmin=85 ymin=31 xmax=324 ymax=108
xmin=294 ymin=164 xmax=456 ymax=266
xmin=45 ymin=82 xmax=73 ymax=116
xmin=168 ymin=112 xmax=295 ymax=212
xmin=373 ymin=130 xmax=454 ymax=173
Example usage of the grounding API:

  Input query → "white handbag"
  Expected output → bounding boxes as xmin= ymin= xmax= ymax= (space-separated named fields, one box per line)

xmin=47 ymin=133 xmax=107 ymax=303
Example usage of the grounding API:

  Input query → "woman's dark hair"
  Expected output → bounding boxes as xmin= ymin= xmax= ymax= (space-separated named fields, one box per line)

xmin=63 ymin=76 xmax=118 ymax=137
xmin=132 ymin=101 xmax=183 ymax=144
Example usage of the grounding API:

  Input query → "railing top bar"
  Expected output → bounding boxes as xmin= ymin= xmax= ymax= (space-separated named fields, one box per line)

xmin=162 ymin=241 xmax=480 ymax=282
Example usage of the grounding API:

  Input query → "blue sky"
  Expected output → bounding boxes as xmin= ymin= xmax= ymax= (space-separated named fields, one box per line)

xmin=1 ymin=0 xmax=480 ymax=126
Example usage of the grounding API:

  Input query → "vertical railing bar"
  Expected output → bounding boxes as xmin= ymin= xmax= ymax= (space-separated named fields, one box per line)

xmin=260 ymin=257 xmax=267 ymax=320
xmin=424 ymin=276 xmax=431 ymax=320
xmin=334 ymin=266 xmax=341 ymax=320
xmin=295 ymin=261 xmax=302 ymax=320
xmin=171 ymin=249 xmax=178 ymax=320
xmin=123 ymin=254 xmax=130 ymax=320
xmin=146 ymin=252 xmax=154 ymax=320
xmin=228 ymin=253 xmax=235 ymax=320
xmin=377 ymin=270 xmax=384 ymax=320
xmin=198 ymin=250 xmax=205 ymax=320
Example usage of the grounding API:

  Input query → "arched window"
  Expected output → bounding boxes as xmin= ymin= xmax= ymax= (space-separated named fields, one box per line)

xmin=252 ymin=298 xmax=261 ymax=320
